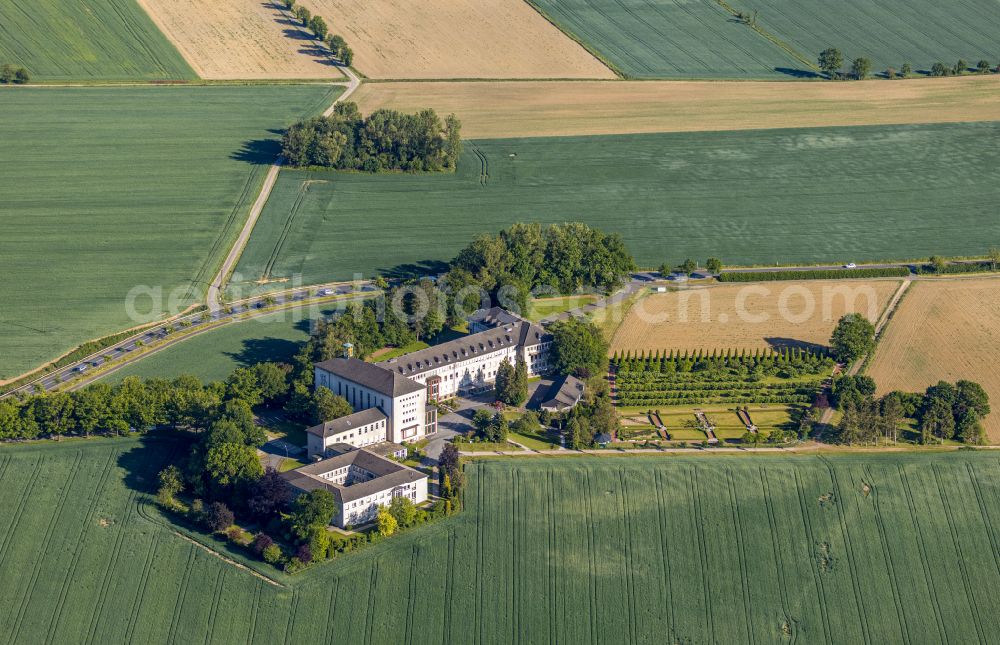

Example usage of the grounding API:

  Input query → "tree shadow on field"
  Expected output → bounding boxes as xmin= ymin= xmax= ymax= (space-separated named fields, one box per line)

xmin=266 ymin=2 xmax=342 ymax=68
xmin=380 ymin=259 xmax=452 ymax=280
xmin=231 ymin=138 xmax=282 ymax=165
xmin=117 ymin=431 xmax=194 ymax=495
xmin=225 ymin=336 xmax=308 ymax=369
xmin=774 ymin=67 xmax=823 ymax=79
xmin=765 ymin=337 xmax=829 ymax=354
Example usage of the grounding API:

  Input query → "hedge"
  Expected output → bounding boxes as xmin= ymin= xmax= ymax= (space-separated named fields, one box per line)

xmin=718 ymin=267 xmax=910 ymax=282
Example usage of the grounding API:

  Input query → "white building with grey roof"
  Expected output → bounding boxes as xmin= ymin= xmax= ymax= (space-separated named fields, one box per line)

xmin=282 ymin=449 xmax=428 ymax=529
xmin=312 ymin=309 xmax=552 ymax=443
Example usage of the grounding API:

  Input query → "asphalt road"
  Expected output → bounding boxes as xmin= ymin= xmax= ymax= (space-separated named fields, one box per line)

xmin=3 ymin=282 xmax=375 ymax=398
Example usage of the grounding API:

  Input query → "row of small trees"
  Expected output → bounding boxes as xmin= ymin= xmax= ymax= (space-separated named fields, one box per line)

xmin=819 ymin=48 xmax=999 ymax=80
xmin=1 ymin=64 xmax=29 ymax=84
xmin=281 ymin=0 xmax=353 ymax=66
xmin=658 ymin=257 xmax=722 ymax=276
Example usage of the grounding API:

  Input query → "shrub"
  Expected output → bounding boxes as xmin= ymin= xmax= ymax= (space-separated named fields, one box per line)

xmin=262 ymin=543 xmax=282 ymax=564
xmin=202 ymin=502 xmax=234 ymax=533
xmin=251 ymin=533 xmax=274 ymax=556
xmin=718 ymin=267 xmax=909 ymax=282
xmin=295 ymin=543 xmax=313 ymax=564
xmin=226 ymin=525 xmax=252 ymax=546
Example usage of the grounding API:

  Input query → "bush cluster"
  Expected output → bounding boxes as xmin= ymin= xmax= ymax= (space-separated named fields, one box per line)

xmin=281 ymin=102 xmax=462 ymax=172
xmin=718 ymin=267 xmax=909 ymax=282
xmin=1 ymin=65 xmax=29 ymax=84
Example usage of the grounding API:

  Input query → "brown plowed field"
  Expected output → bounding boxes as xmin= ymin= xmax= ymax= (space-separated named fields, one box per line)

xmin=353 ymin=76 xmax=1000 ymax=138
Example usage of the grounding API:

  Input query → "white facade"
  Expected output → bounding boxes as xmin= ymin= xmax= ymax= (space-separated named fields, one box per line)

xmin=306 ymin=414 xmax=388 ymax=459
xmin=314 ymin=366 xmax=429 ymax=443
xmin=340 ymin=477 xmax=428 ymax=528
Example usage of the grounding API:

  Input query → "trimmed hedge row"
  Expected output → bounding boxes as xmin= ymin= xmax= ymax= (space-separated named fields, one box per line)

xmin=718 ymin=267 xmax=910 ymax=282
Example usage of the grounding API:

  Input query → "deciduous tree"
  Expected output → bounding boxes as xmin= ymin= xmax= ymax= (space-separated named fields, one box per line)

xmin=830 ymin=313 xmax=875 ymax=364
xmin=818 ymin=48 xmax=843 ymax=78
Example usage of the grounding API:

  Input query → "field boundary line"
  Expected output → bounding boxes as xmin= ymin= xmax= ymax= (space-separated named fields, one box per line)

xmin=203 ymin=566 xmax=228 ymax=645
xmin=618 ymin=467 xmax=639 ymax=645
xmin=44 ymin=450 xmax=120 ymax=645
xmin=758 ymin=467 xmax=804 ymax=643
xmin=690 ymin=467 xmax=716 ymax=643
xmin=441 ymin=530 xmax=457 ymax=644
xmin=520 ymin=0 xmax=626 ymax=78
xmin=0 ymin=457 xmax=46 ymax=577
xmin=403 ymin=542 xmax=419 ymax=645
xmin=712 ymin=0 xmax=819 ymax=73
xmin=896 ymin=465 xmax=950 ymax=643
xmin=123 ymin=535 xmax=161 ymax=645
xmin=964 ymin=463 xmax=1000 ymax=581
xmin=164 ymin=526 xmax=284 ymax=588
xmin=166 ymin=547 xmax=198 ymax=645
xmin=930 ymin=464 xmax=987 ymax=643
xmin=363 ymin=561 xmax=379 ymax=645
xmin=322 ymin=577 xmax=341 ymax=645
xmin=860 ymin=465 xmax=912 ymax=644
xmin=823 ymin=463 xmax=875 ymax=645
xmin=282 ymin=589 xmax=300 ymax=643
xmin=653 ymin=470 xmax=676 ymax=636
xmin=83 ymin=489 xmax=139 ymax=645
xmin=8 ymin=451 xmax=85 ymax=643
xmin=726 ymin=469 xmax=756 ymax=645
xmin=585 ymin=470 xmax=601 ymax=644
xmin=791 ymin=468 xmax=831 ymax=642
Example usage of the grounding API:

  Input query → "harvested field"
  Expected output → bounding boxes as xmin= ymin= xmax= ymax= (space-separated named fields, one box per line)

xmin=138 ymin=0 xmax=344 ymax=79
xmin=6 ymin=440 xmax=1000 ymax=643
xmin=352 ymin=76 xmax=1000 ymax=139
xmin=0 ymin=0 xmax=194 ymax=80
xmin=610 ymin=280 xmax=901 ymax=355
xmin=300 ymin=0 xmax=614 ymax=79
xmin=0 ymin=85 xmax=339 ymax=380
xmin=868 ymin=278 xmax=1000 ymax=441
xmin=232 ymin=122 xmax=1000 ymax=295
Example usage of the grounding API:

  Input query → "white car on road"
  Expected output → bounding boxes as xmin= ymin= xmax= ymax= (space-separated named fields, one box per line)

xmin=843 ymin=263 xmax=858 ymax=269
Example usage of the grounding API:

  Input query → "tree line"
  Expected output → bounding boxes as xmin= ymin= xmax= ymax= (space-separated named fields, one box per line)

xmin=833 ymin=374 xmax=990 ymax=445
xmin=281 ymin=0 xmax=353 ymax=66
xmin=819 ymin=48 xmax=999 ymax=80
xmin=1 ymin=65 xmax=29 ymax=84
xmin=281 ymin=102 xmax=462 ymax=172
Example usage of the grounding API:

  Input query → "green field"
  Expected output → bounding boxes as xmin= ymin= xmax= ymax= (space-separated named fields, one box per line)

xmin=232 ymin=122 xmax=1000 ymax=292
xmin=0 ymin=0 xmax=195 ymax=81
xmin=728 ymin=0 xmax=1000 ymax=75
xmin=102 ymin=306 xmax=341 ymax=383
xmin=528 ymin=0 xmax=802 ymax=78
xmin=4 ymin=440 xmax=1000 ymax=642
xmin=530 ymin=0 xmax=1000 ymax=79
xmin=0 ymin=85 xmax=340 ymax=380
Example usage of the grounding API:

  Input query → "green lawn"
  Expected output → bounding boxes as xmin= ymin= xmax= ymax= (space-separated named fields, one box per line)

xmin=102 ymin=305 xmax=344 ymax=383
xmin=1 ymin=85 xmax=339 ymax=379
xmin=5 ymin=440 xmax=1000 ymax=642
xmin=232 ymin=123 xmax=1000 ymax=294
xmin=527 ymin=295 xmax=598 ymax=321
xmin=370 ymin=340 xmax=431 ymax=362
xmin=530 ymin=0 xmax=1000 ymax=79
xmin=0 ymin=0 xmax=195 ymax=81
